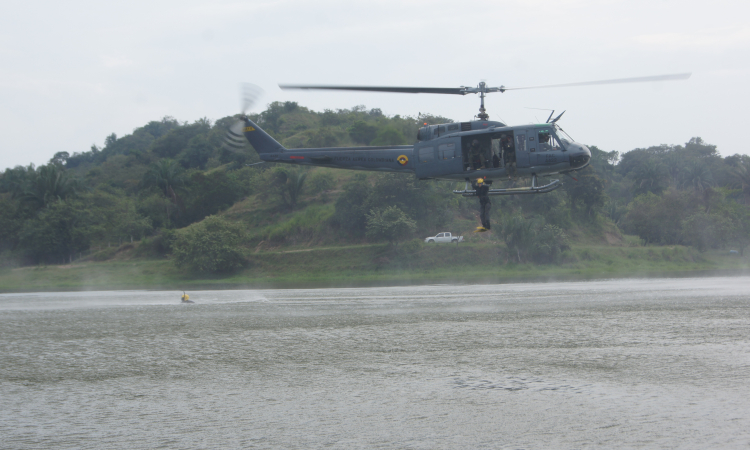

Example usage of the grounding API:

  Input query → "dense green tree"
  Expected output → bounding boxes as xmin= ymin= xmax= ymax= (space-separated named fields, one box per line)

xmin=19 ymin=200 xmax=91 ymax=264
xmin=0 ymin=164 xmax=35 ymax=198
xmin=137 ymin=193 xmax=175 ymax=229
xmin=564 ymin=166 xmax=607 ymax=218
xmin=365 ymin=205 xmax=418 ymax=246
xmin=0 ymin=196 xmax=21 ymax=252
xmin=333 ymin=175 xmax=372 ymax=237
xmin=84 ymin=189 xmax=152 ymax=245
xmin=621 ymin=191 xmax=696 ymax=245
xmin=370 ymin=126 xmax=407 ymax=146
xmin=142 ymin=159 xmax=185 ymax=226
xmin=179 ymin=134 xmax=215 ymax=169
xmin=50 ymin=151 xmax=70 ymax=166
xmin=21 ymin=164 xmax=79 ymax=208
xmin=183 ymin=168 xmax=251 ymax=222
xmin=348 ymin=120 xmax=378 ymax=145
xmin=172 ymin=215 xmax=246 ymax=273
xmin=307 ymin=127 xmax=339 ymax=148
xmin=151 ymin=120 xmax=210 ymax=158
xmin=681 ymin=212 xmax=731 ymax=252
xmin=279 ymin=167 xmax=308 ymax=210
xmin=532 ymin=224 xmax=571 ymax=263
xmin=679 ymin=161 xmax=714 ymax=194
xmin=253 ymin=166 xmax=309 ymax=211
xmin=729 ymin=161 xmax=750 ymax=204
xmin=306 ymin=169 xmax=336 ymax=195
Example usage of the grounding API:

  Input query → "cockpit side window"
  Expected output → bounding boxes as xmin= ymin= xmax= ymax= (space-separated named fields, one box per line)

xmin=537 ymin=129 xmax=563 ymax=152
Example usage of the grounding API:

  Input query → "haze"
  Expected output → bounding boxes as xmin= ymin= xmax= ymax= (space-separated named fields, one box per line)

xmin=1 ymin=0 xmax=748 ymax=170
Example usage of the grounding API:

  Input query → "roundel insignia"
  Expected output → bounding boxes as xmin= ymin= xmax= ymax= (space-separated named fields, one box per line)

xmin=397 ymin=155 xmax=409 ymax=165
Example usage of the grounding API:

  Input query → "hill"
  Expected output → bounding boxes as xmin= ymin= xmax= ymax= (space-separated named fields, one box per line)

xmin=1 ymin=103 xmax=749 ymax=290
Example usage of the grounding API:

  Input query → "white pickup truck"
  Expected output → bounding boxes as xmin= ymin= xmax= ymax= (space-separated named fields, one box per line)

xmin=424 ymin=232 xmax=464 ymax=244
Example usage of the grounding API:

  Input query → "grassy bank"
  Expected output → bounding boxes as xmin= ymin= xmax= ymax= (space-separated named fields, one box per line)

xmin=1 ymin=242 xmax=747 ymax=292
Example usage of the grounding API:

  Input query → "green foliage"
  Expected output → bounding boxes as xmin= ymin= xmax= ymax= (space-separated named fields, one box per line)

xmin=260 ymin=166 xmax=309 ymax=211
xmin=264 ymin=204 xmax=335 ymax=244
xmin=532 ymin=224 xmax=571 ymax=263
xmin=501 ymin=214 xmax=536 ymax=263
xmin=348 ymin=120 xmax=377 ymax=145
xmin=19 ymin=200 xmax=92 ymax=264
xmin=179 ymin=134 xmax=215 ymax=169
xmin=1 ymin=98 xmax=749 ymax=267
xmin=151 ymin=120 xmax=210 ymax=159
xmin=681 ymin=212 xmax=731 ymax=252
xmin=137 ymin=192 xmax=175 ymax=230
xmin=306 ymin=168 xmax=336 ymax=195
xmin=621 ymin=191 xmax=694 ymax=245
xmin=85 ymin=189 xmax=152 ymax=244
xmin=500 ymin=215 xmax=570 ymax=264
xmin=172 ymin=216 xmax=246 ymax=273
xmin=21 ymin=164 xmax=79 ymax=208
xmin=143 ymin=159 xmax=185 ymax=198
xmin=333 ymin=175 xmax=372 ymax=237
xmin=365 ymin=205 xmax=418 ymax=246
xmin=142 ymin=159 xmax=185 ymax=226
xmin=564 ymin=166 xmax=607 ymax=218
xmin=370 ymin=126 xmax=407 ymax=146
xmin=333 ymin=173 xmax=453 ymax=239
xmin=0 ymin=196 xmax=21 ymax=252
xmin=183 ymin=168 xmax=252 ymax=223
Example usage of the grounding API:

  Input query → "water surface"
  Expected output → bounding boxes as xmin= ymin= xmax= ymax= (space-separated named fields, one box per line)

xmin=1 ymin=277 xmax=749 ymax=448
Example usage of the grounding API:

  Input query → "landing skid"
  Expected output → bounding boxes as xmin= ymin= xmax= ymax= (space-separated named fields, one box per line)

xmin=453 ymin=175 xmax=562 ymax=197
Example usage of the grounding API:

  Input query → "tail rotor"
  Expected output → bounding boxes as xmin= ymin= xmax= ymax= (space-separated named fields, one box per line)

xmin=223 ymin=83 xmax=263 ymax=152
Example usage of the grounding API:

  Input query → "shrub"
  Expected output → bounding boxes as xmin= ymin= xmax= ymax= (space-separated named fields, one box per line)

xmin=172 ymin=216 xmax=246 ymax=273
xmin=307 ymin=169 xmax=335 ymax=194
xmin=365 ymin=205 xmax=417 ymax=246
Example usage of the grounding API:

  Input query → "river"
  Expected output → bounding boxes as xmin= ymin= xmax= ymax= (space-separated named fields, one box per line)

xmin=1 ymin=277 xmax=749 ymax=448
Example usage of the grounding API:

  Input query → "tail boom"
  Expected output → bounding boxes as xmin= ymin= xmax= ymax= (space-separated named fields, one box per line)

xmin=243 ymin=118 xmax=415 ymax=173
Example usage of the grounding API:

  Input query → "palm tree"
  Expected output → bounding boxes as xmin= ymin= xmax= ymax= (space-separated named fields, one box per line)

xmin=730 ymin=162 xmax=750 ymax=204
xmin=679 ymin=162 xmax=715 ymax=212
xmin=679 ymin=162 xmax=714 ymax=194
xmin=633 ymin=161 xmax=665 ymax=195
xmin=142 ymin=159 xmax=185 ymax=226
xmin=22 ymin=164 xmax=78 ymax=207
xmin=274 ymin=167 xmax=308 ymax=210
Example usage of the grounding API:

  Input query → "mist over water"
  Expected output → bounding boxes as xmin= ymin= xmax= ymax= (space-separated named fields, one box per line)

xmin=1 ymin=278 xmax=749 ymax=448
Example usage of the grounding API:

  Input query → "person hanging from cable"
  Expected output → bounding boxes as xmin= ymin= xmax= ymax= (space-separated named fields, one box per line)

xmin=472 ymin=177 xmax=491 ymax=232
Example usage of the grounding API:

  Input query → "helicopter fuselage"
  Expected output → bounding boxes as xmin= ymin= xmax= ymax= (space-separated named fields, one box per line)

xmin=244 ymin=118 xmax=591 ymax=183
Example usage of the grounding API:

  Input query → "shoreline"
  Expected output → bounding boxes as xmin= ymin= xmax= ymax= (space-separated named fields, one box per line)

xmin=1 ymin=263 xmax=748 ymax=293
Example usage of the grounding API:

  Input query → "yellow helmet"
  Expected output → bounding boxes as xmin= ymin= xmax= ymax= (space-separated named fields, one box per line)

xmin=476 ymin=178 xmax=484 ymax=184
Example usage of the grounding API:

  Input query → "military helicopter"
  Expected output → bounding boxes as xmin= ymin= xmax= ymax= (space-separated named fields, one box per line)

xmin=226 ymin=73 xmax=690 ymax=196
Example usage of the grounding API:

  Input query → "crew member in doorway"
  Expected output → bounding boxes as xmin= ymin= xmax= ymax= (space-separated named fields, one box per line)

xmin=501 ymin=134 xmax=516 ymax=177
xmin=472 ymin=177 xmax=491 ymax=231
xmin=469 ymin=139 xmax=485 ymax=169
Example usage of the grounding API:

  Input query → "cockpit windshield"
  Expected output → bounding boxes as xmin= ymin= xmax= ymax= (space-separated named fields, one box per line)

xmin=554 ymin=125 xmax=575 ymax=145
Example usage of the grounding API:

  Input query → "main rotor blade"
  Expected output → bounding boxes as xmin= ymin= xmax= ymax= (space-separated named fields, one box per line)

xmin=240 ymin=82 xmax=263 ymax=114
xmin=501 ymin=72 xmax=691 ymax=91
xmin=279 ymin=84 xmax=467 ymax=95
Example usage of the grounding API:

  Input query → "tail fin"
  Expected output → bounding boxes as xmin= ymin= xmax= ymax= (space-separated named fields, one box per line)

xmin=242 ymin=118 xmax=286 ymax=154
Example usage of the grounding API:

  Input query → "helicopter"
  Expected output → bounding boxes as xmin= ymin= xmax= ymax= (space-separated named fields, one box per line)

xmin=225 ymin=73 xmax=690 ymax=197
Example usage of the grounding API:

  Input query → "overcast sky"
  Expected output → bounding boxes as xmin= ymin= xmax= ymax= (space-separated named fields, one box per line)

xmin=1 ymin=0 xmax=748 ymax=170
